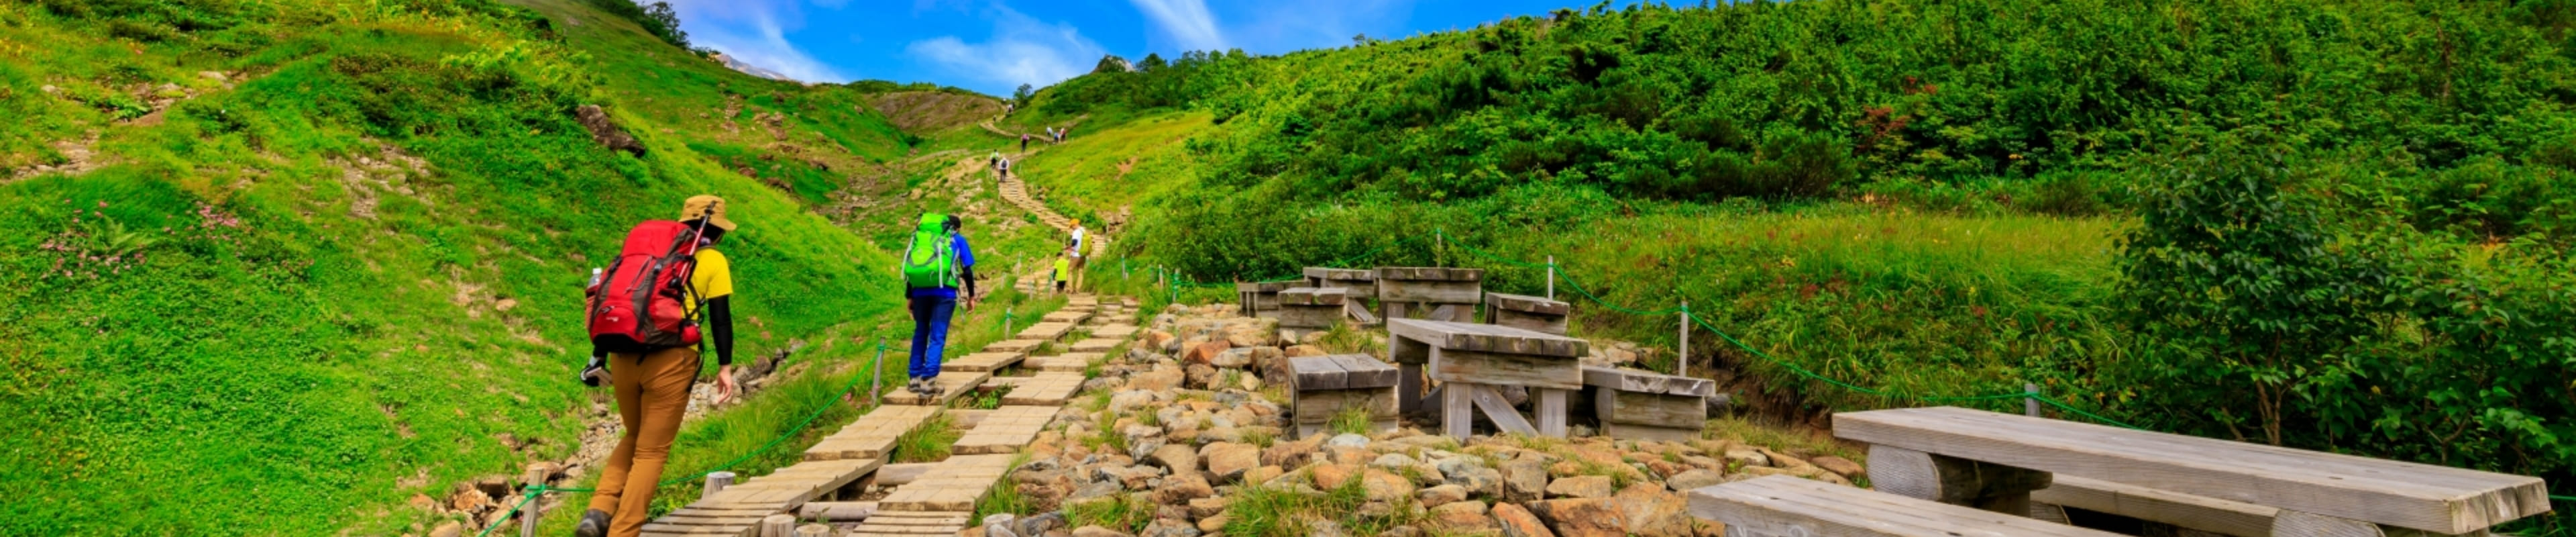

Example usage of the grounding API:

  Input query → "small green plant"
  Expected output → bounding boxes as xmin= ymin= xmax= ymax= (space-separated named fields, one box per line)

xmin=892 ymin=413 xmax=960 ymax=463
xmin=1240 ymin=426 xmax=1276 ymax=448
xmin=1064 ymin=493 xmax=1153 ymax=533
xmin=1326 ymin=405 xmax=1375 ymax=436
xmin=970 ymin=454 xmax=1036 ymax=526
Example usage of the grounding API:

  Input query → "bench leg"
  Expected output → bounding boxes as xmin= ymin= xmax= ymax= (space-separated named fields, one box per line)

xmin=1869 ymin=445 xmax=2052 ymax=516
xmin=1443 ymin=382 xmax=1475 ymax=439
xmin=1387 ymin=301 xmax=1409 ymax=321
xmin=1534 ymin=388 xmax=1568 ymax=437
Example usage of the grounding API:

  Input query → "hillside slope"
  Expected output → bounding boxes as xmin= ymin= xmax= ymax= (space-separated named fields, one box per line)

xmin=0 ymin=0 xmax=979 ymax=534
xmin=1013 ymin=0 xmax=2576 ymax=501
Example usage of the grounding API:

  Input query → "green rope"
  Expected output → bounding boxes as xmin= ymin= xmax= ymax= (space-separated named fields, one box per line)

xmin=475 ymin=341 xmax=892 ymax=534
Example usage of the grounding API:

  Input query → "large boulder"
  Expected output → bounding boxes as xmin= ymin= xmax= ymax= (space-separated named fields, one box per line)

xmin=575 ymin=105 xmax=645 ymax=156
xmin=1148 ymin=444 xmax=1199 ymax=474
xmin=1201 ymin=442 xmax=1260 ymax=483
xmin=1492 ymin=503 xmax=1555 ymax=537
xmin=1545 ymin=475 xmax=1614 ymax=499
xmin=1664 ymin=469 xmax=1725 ymax=493
xmin=1430 ymin=501 xmax=1494 ymax=532
xmin=1154 ymin=473 xmax=1214 ymax=505
xmin=1183 ymin=341 xmax=1232 ymax=365
xmin=1499 ymin=458 xmax=1548 ymax=503
xmin=1523 ymin=499 xmax=1624 ymax=537
xmin=1607 ymin=483 xmax=1692 ymax=537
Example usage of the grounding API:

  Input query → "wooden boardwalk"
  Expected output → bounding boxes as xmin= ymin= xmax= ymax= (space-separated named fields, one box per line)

xmin=1003 ymin=372 xmax=1085 ymax=405
xmin=952 ymin=405 xmax=1057 ymax=454
xmin=1067 ymin=338 xmax=1120 ymax=352
xmin=1028 ymin=352 xmax=1099 ymax=373
xmin=944 ymin=351 xmax=1026 ymax=373
xmin=632 ymin=289 xmax=1142 ymax=537
xmin=1014 ymin=322 xmax=1076 ymax=342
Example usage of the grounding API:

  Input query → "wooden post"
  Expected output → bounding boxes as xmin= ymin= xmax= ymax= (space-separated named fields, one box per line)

xmin=1536 ymin=388 xmax=1568 ymax=437
xmin=1004 ymin=305 xmax=1014 ymax=339
xmin=2025 ymin=383 xmax=2041 ymax=417
xmin=1676 ymin=303 xmax=1690 ymax=377
xmin=759 ymin=514 xmax=795 ymax=537
xmin=519 ymin=463 xmax=547 ymax=537
xmin=1398 ymin=363 xmax=1425 ymax=415
xmin=702 ymin=471 xmax=736 ymax=500
xmin=1546 ymin=256 xmax=1556 ymax=301
xmin=1443 ymin=381 xmax=1476 ymax=439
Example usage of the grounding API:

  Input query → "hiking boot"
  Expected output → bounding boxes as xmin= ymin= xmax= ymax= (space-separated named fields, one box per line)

xmin=574 ymin=509 xmax=610 ymax=537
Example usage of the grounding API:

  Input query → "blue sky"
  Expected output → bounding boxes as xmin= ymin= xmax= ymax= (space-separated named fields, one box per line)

xmin=659 ymin=0 xmax=1595 ymax=96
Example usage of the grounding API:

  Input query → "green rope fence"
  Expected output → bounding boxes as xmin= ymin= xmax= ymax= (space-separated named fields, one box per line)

xmin=473 ymin=340 xmax=892 ymax=537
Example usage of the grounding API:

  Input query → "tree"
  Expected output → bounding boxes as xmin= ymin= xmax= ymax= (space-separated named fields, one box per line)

xmin=1140 ymin=53 xmax=1167 ymax=71
xmin=643 ymin=2 xmax=688 ymax=48
xmin=2117 ymin=148 xmax=2391 ymax=446
xmin=1013 ymin=83 xmax=1034 ymax=105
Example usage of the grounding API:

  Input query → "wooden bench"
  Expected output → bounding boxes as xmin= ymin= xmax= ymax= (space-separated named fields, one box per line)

xmin=1581 ymin=366 xmax=1711 ymax=441
xmin=1277 ymin=287 xmax=1347 ymax=332
xmin=1836 ymin=406 xmax=2550 ymax=536
xmin=1304 ymin=266 xmax=1381 ymax=324
xmin=1287 ymin=354 xmax=1400 ymax=436
xmin=1483 ymin=292 xmax=1570 ymax=335
xmin=1373 ymin=266 xmax=1483 ymax=322
xmin=1235 ymin=280 xmax=1297 ymax=320
xmin=1690 ymin=475 xmax=2135 ymax=537
xmin=1387 ymin=318 xmax=1587 ymax=439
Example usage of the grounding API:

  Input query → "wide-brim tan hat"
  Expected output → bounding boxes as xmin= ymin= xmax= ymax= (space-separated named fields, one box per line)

xmin=680 ymin=195 xmax=738 ymax=231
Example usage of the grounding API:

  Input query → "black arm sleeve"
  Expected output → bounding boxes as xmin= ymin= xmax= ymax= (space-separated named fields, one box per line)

xmin=705 ymin=296 xmax=735 ymax=367
xmin=959 ymin=263 xmax=978 ymax=299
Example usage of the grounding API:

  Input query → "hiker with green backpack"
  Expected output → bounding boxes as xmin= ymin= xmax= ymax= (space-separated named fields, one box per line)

xmin=900 ymin=213 xmax=977 ymax=398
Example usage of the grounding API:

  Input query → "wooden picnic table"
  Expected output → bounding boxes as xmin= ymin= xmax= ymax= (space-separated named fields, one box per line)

xmin=1387 ymin=318 xmax=1587 ymax=439
xmin=1835 ymin=406 xmax=2550 ymax=536
xmin=1374 ymin=266 xmax=1483 ymax=322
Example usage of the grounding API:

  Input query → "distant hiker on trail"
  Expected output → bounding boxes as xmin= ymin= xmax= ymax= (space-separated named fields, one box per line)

xmin=900 ymin=213 xmax=977 ymax=399
xmin=1069 ymin=222 xmax=1087 ymax=291
xmin=1053 ymin=248 xmax=1073 ymax=295
xmin=998 ymin=156 xmax=1012 ymax=181
xmin=1020 ymin=133 xmax=1030 ymax=152
xmin=575 ymin=195 xmax=740 ymax=537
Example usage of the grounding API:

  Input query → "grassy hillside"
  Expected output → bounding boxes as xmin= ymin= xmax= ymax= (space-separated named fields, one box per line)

xmin=1018 ymin=0 xmax=2576 ymax=503
xmin=0 ymin=0 xmax=1032 ymax=534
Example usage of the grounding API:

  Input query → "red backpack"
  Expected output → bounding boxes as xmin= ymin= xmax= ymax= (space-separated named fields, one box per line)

xmin=587 ymin=220 xmax=706 ymax=353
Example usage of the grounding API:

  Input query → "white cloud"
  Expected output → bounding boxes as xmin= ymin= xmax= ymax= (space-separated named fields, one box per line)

xmin=1130 ymin=0 xmax=1226 ymax=52
xmin=1219 ymin=0 xmax=1413 ymax=54
xmin=662 ymin=0 xmax=847 ymax=83
xmin=905 ymin=5 xmax=1107 ymax=93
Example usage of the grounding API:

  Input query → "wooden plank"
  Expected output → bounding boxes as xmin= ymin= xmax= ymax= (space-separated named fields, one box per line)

xmin=1304 ymin=266 xmax=1377 ymax=283
xmin=1430 ymin=347 xmax=1582 ymax=390
xmin=1595 ymin=388 xmax=1706 ymax=429
xmin=1835 ymin=407 xmax=2551 ymax=533
xmin=1389 ymin=318 xmax=1587 ymax=358
xmin=1325 ymin=354 xmax=1399 ymax=389
xmin=1292 ymin=388 xmax=1397 ymax=424
xmin=1491 ymin=309 xmax=1568 ymax=335
xmin=1483 ymin=292 xmax=1570 ymax=315
xmin=1687 ymin=475 xmax=2134 ymax=537
xmin=944 ymin=351 xmax=1026 ymax=373
xmin=1277 ymin=303 xmax=1343 ymax=329
xmin=1468 ymin=384 xmax=1538 ymax=435
xmin=981 ymin=340 xmax=1044 ymax=354
xmin=2035 ymin=475 xmax=2278 ymax=537
xmin=1288 ymin=355 xmax=1348 ymax=390
xmin=1377 ymin=277 xmax=1483 ymax=304
xmin=796 ymin=501 xmax=877 ymax=522
xmin=1373 ymin=266 xmax=1484 ymax=282
xmin=1279 ymin=287 xmax=1349 ymax=305
xmin=1397 ymin=362 xmax=1425 ymax=415
xmin=1580 ymin=366 xmax=1715 ymax=397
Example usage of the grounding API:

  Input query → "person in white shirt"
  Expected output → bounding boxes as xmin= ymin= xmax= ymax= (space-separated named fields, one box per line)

xmin=1068 ymin=223 xmax=1087 ymax=291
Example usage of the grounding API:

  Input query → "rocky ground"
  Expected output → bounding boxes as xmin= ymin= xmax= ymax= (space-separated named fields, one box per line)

xmin=972 ymin=304 xmax=1866 ymax=537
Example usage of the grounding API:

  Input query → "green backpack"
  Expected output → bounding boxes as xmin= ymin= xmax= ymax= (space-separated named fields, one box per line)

xmin=902 ymin=213 xmax=961 ymax=289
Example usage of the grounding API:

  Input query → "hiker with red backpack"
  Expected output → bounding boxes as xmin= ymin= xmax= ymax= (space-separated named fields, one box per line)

xmin=574 ymin=195 xmax=741 ymax=537
xmin=901 ymin=213 xmax=977 ymax=398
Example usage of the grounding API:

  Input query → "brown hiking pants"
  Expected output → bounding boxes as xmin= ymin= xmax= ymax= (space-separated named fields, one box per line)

xmin=588 ymin=346 xmax=701 ymax=537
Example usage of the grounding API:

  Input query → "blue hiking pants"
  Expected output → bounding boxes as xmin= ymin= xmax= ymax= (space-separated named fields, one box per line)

xmin=908 ymin=295 xmax=957 ymax=379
